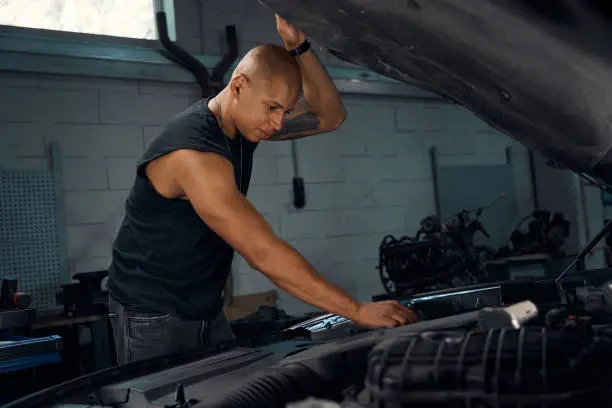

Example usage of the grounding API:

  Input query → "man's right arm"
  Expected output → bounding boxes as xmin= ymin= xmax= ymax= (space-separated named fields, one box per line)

xmin=165 ymin=149 xmax=371 ymax=322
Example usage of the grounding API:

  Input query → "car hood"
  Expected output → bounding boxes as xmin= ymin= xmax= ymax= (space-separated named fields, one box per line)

xmin=260 ymin=0 xmax=612 ymax=186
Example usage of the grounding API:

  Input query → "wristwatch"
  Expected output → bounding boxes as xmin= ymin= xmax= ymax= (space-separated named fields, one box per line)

xmin=289 ymin=39 xmax=311 ymax=57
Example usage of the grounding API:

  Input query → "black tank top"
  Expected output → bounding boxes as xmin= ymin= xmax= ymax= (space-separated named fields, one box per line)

xmin=107 ymin=98 xmax=257 ymax=320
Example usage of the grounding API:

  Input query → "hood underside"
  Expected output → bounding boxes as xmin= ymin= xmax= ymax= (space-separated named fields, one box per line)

xmin=260 ymin=0 xmax=612 ymax=186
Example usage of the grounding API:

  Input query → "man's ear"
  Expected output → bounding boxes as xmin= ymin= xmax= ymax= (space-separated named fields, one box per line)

xmin=229 ymin=74 xmax=248 ymax=99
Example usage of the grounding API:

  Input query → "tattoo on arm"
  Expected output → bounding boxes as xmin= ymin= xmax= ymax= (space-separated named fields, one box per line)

xmin=268 ymin=111 xmax=321 ymax=140
xmin=267 ymin=100 xmax=325 ymax=141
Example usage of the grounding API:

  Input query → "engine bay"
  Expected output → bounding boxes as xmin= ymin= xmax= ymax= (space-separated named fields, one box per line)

xmin=6 ymin=270 xmax=612 ymax=408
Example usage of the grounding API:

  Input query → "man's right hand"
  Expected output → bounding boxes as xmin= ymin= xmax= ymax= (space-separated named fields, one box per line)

xmin=352 ymin=301 xmax=419 ymax=329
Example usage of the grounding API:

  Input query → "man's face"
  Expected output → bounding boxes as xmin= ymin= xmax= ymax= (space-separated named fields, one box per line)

xmin=231 ymin=75 xmax=300 ymax=142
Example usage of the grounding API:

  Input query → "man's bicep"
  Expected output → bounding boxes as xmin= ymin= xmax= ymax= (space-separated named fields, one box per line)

xmin=168 ymin=150 xmax=275 ymax=260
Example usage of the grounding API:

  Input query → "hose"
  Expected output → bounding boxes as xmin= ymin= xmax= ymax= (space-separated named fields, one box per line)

xmin=211 ymin=364 xmax=326 ymax=408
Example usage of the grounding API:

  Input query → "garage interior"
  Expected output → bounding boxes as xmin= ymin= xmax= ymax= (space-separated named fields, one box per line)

xmin=2 ymin=0 xmax=612 ymax=406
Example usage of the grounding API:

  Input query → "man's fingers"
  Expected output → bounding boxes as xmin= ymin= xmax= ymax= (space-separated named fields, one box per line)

xmin=358 ymin=301 xmax=419 ymax=328
xmin=380 ymin=311 xmax=413 ymax=327
xmin=390 ymin=312 xmax=408 ymax=325
xmin=396 ymin=307 xmax=417 ymax=323
xmin=387 ymin=303 xmax=418 ymax=324
xmin=386 ymin=316 xmax=402 ymax=328
xmin=391 ymin=302 xmax=416 ymax=319
xmin=402 ymin=307 xmax=419 ymax=322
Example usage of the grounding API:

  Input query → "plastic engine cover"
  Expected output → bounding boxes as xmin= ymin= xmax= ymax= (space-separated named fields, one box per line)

xmin=363 ymin=327 xmax=612 ymax=407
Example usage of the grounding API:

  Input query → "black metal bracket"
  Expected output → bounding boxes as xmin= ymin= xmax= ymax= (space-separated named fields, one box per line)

xmin=556 ymin=219 xmax=612 ymax=283
xmin=210 ymin=25 xmax=238 ymax=93
xmin=155 ymin=12 xmax=239 ymax=98
xmin=164 ymin=384 xmax=198 ymax=408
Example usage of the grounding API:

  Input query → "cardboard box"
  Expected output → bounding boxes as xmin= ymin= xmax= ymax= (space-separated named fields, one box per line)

xmin=223 ymin=290 xmax=278 ymax=321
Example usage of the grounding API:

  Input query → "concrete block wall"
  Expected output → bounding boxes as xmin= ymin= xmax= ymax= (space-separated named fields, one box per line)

xmin=237 ymin=98 xmax=530 ymax=315
xmin=0 ymin=69 xmax=526 ymax=315
xmin=0 ymin=72 xmax=201 ymax=274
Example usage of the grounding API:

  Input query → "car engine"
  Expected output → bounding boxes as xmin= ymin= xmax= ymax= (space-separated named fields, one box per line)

xmin=215 ymin=282 xmax=612 ymax=408
xmin=6 ymin=276 xmax=612 ymax=408
xmin=289 ymin=322 xmax=612 ymax=408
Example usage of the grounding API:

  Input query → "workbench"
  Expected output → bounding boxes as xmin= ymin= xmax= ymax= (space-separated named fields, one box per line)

xmin=0 ymin=309 xmax=63 ymax=404
xmin=31 ymin=309 xmax=114 ymax=374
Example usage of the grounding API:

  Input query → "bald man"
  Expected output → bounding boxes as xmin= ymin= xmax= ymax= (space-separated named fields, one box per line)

xmin=106 ymin=15 xmax=416 ymax=364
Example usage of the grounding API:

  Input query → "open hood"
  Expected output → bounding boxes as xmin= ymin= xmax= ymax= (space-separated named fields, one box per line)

xmin=260 ymin=0 xmax=612 ymax=186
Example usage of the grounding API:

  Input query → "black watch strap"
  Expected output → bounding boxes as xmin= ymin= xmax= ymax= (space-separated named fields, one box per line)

xmin=289 ymin=39 xmax=311 ymax=57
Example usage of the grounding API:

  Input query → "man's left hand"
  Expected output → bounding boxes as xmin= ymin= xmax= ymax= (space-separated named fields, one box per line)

xmin=275 ymin=14 xmax=306 ymax=50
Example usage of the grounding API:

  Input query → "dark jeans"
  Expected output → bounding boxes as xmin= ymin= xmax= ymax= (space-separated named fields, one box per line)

xmin=108 ymin=295 xmax=235 ymax=365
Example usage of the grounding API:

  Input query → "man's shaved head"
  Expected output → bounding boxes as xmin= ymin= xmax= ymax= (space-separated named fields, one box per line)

xmin=231 ymin=43 xmax=301 ymax=88
xmin=219 ymin=43 xmax=303 ymax=143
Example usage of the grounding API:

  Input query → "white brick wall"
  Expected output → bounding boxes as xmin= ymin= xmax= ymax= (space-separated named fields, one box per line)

xmin=237 ymin=96 xmax=530 ymax=315
xmin=0 ymin=73 xmax=198 ymax=284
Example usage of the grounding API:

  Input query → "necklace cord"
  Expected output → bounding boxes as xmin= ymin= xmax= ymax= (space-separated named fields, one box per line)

xmin=213 ymin=97 xmax=243 ymax=194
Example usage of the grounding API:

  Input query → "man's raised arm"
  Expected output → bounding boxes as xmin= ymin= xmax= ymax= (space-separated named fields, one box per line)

xmin=267 ymin=15 xmax=347 ymax=141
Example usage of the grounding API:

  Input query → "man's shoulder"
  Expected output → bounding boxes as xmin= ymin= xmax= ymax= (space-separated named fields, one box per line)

xmin=138 ymin=99 xmax=230 ymax=189
xmin=168 ymin=149 xmax=233 ymax=174
xmin=163 ymin=99 xmax=219 ymax=136
xmin=143 ymin=148 xmax=232 ymax=201
xmin=145 ymin=100 xmax=225 ymax=157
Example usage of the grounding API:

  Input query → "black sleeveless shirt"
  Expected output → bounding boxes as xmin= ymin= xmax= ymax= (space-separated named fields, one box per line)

xmin=107 ymin=98 xmax=258 ymax=321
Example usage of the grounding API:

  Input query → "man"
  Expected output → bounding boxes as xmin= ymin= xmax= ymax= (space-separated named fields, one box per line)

xmin=107 ymin=15 xmax=417 ymax=365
